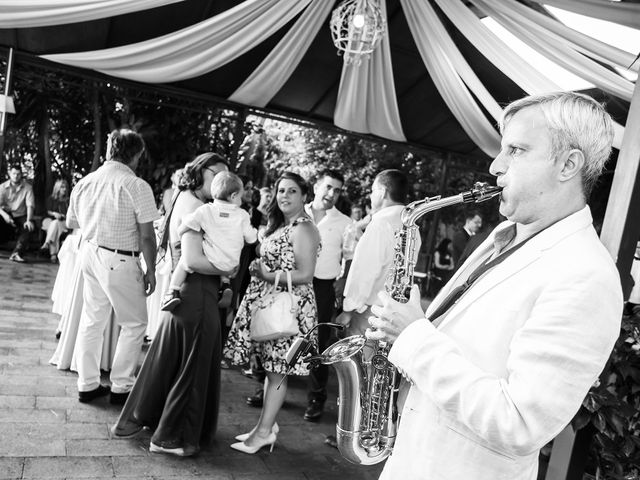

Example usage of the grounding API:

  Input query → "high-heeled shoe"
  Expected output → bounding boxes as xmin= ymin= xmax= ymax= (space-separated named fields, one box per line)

xmin=234 ymin=422 xmax=279 ymax=442
xmin=230 ymin=431 xmax=277 ymax=454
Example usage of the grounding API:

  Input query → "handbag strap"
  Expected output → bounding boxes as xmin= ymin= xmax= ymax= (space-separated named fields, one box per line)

xmin=271 ymin=270 xmax=293 ymax=294
xmin=272 ymin=271 xmax=281 ymax=294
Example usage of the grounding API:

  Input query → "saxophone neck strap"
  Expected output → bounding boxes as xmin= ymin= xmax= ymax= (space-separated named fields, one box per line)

xmin=428 ymin=226 xmax=544 ymax=322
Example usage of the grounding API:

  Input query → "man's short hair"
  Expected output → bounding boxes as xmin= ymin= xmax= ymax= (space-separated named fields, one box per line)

xmin=107 ymin=129 xmax=146 ymax=164
xmin=464 ymin=210 xmax=481 ymax=222
xmin=8 ymin=163 xmax=21 ymax=172
xmin=500 ymin=92 xmax=614 ymax=198
xmin=376 ymin=169 xmax=409 ymax=204
xmin=210 ymin=171 xmax=243 ymax=201
xmin=316 ymin=169 xmax=344 ymax=185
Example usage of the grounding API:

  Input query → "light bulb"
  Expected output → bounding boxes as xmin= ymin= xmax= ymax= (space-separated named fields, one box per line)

xmin=352 ymin=13 xmax=365 ymax=29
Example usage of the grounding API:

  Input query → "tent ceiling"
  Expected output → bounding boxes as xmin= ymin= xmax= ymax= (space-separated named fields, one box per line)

xmin=0 ymin=0 xmax=633 ymax=160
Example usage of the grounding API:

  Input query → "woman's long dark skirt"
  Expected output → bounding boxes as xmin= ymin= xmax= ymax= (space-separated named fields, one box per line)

xmin=114 ymin=273 xmax=221 ymax=455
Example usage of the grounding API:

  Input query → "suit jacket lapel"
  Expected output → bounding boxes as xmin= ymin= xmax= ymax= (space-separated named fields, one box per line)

xmin=432 ymin=206 xmax=594 ymax=330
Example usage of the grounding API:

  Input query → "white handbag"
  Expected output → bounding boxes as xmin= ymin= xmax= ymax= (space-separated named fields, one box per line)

xmin=250 ymin=271 xmax=300 ymax=342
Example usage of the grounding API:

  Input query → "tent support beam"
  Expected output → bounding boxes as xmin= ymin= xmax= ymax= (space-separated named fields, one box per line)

xmin=0 ymin=46 xmax=15 ymax=172
xmin=545 ymin=70 xmax=640 ymax=480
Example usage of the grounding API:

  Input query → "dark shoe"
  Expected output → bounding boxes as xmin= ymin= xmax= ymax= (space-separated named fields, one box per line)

xmin=246 ymin=388 xmax=264 ymax=408
xmin=160 ymin=290 xmax=181 ymax=312
xmin=55 ymin=331 xmax=61 ymax=340
xmin=9 ymin=252 xmax=25 ymax=263
xmin=324 ymin=434 xmax=338 ymax=449
xmin=304 ymin=399 xmax=325 ymax=422
xmin=109 ymin=391 xmax=130 ymax=405
xmin=50 ymin=254 xmax=58 ymax=264
xmin=78 ymin=384 xmax=110 ymax=403
xmin=218 ymin=285 xmax=233 ymax=309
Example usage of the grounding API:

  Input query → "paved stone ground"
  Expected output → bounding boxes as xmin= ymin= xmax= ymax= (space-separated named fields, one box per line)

xmin=0 ymin=249 xmax=384 ymax=480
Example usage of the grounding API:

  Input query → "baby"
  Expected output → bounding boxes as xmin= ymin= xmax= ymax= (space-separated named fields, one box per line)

xmin=161 ymin=171 xmax=258 ymax=312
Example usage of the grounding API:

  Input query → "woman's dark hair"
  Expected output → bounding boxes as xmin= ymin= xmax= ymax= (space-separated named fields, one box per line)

xmin=107 ymin=129 xmax=145 ymax=164
xmin=264 ymin=171 xmax=309 ymax=237
xmin=178 ymin=153 xmax=228 ymax=192
xmin=435 ymin=238 xmax=452 ymax=255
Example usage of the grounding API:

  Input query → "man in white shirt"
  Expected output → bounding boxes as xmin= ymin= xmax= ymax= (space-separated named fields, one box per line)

xmin=368 ymin=92 xmax=622 ymax=480
xmin=67 ymin=129 xmax=160 ymax=405
xmin=337 ymin=169 xmax=416 ymax=336
xmin=303 ymin=169 xmax=352 ymax=421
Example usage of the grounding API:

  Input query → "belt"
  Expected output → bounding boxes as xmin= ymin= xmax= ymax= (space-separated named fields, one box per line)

xmin=98 ymin=245 xmax=140 ymax=257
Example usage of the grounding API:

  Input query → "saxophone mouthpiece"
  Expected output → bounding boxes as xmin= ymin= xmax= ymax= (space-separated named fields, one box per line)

xmin=463 ymin=182 xmax=503 ymax=204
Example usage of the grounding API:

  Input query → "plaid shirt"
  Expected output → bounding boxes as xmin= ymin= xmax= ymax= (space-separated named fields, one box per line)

xmin=0 ymin=180 xmax=35 ymax=217
xmin=67 ymin=161 xmax=159 ymax=251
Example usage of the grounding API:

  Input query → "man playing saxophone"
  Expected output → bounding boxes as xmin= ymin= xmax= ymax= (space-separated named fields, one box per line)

xmin=367 ymin=92 xmax=623 ymax=480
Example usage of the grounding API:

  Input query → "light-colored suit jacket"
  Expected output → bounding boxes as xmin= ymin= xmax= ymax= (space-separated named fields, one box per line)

xmin=381 ymin=206 xmax=622 ymax=480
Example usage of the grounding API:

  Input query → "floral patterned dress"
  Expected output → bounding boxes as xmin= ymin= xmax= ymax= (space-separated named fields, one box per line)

xmin=224 ymin=217 xmax=319 ymax=376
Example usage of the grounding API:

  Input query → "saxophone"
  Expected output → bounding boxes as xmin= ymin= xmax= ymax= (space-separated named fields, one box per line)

xmin=318 ymin=182 xmax=502 ymax=465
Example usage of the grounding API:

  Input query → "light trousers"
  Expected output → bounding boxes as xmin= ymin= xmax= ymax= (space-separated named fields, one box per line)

xmin=76 ymin=242 xmax=148 ymax=393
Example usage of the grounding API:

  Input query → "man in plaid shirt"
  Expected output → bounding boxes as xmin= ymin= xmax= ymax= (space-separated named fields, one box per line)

xmin=67 ymin=129 xmax=160 ymax=405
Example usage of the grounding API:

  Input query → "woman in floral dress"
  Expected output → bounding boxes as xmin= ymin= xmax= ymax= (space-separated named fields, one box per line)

xmin=225 ymin=171 xmax=320 ymax=454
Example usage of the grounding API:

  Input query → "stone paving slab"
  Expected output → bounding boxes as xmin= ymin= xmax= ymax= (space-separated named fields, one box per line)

xmin=0 ymin=251 xmax=385 ymax=479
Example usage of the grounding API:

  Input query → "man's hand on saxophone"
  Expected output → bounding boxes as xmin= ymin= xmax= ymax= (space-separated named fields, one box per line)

xmin=366 ymin=284 xmax=424 ymax=344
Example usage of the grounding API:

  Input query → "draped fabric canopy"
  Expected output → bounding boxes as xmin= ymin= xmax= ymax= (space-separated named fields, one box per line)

xmin=0 ymin=0 xmax=636 ymax=159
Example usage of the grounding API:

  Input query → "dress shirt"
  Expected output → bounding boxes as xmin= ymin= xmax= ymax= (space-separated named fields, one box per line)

xmin=343 ymin=204 xmax=419 ymax=312
xmin=67 ymin=161 xmax=159 ymax=251
xmin=305 ymin=204 xmax=352 ymax=280
xmin=0 ymin=180 xmax=34 ymax=217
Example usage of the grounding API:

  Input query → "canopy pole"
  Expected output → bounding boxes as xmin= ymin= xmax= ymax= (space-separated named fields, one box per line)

xmin=0 ymin=47 xmax=15 ymax=173
xmin=545 ymin=79 xmax=640 ymax=480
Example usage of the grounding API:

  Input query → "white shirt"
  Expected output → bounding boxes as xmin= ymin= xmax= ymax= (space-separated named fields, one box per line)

xmin=343 ymin=204 xmax=420 ymax=312
xmin=304 ymin=204 xmax=352 ymax=280
xmin=180 ymin=200 xmax=257 ymax=271
xmin=67 ymin=161 xmax=159 ymax=251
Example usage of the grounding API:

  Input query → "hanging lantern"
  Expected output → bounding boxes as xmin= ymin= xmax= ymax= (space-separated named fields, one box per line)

xmin=330 ymin=0 xmax=386 ymax=66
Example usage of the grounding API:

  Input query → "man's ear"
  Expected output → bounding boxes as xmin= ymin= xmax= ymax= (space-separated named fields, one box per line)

xmin=559 ymin=149 xmax=585 ymax=183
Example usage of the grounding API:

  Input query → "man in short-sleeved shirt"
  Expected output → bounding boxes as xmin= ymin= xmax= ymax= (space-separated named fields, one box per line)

xmin=0 ymin=164 xmax=36 ymax=262
xmin=67 ymin=129 xmax=160 ymax=405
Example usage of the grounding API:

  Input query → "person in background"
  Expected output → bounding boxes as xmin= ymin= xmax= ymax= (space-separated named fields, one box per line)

xmin=66 ymin=129 xmax=159 ymax=405
xmin=161 ymin=171 xmax=257 ymax=312
xmin=336 ymin=169 xmax=417 ymax=336
xmin=225 ymin=171 xmax=320 ymax=455
xmin=451 ymin=210 xmax=483 ymax=268
xmin=303 ymin=169 xmax=352 ymax=422
xmin=160 ymin=168 xmax=182 ymax=215
xmin=41 ymin=178 xmax=70 ymax=263
xmin=367 ymin=92 xmax=622 ymax=480
xmin=430 ymin=237 xmax=454 ymax=296
xmin=241 ymin=185 xmax=272 ymax=408
xmin=0 ymin=163 xmax=35 ymax=263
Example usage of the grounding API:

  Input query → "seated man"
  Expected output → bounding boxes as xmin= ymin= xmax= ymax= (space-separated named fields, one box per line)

xmin=0 ymin=163 xmax=35 ymax=263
